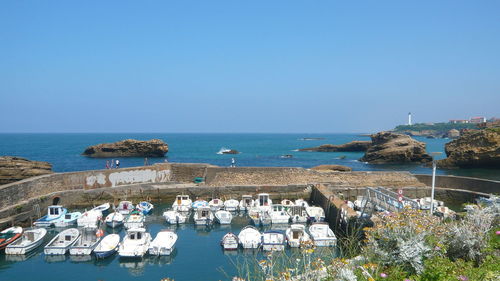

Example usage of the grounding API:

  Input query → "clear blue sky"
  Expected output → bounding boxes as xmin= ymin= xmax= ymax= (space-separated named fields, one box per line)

xmin=1 ymin=0 xmax=499 ymax=133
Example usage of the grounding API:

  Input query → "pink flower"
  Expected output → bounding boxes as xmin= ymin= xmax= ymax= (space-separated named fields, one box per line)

xmin=380 ymin=273 xmax=388 ymax=278
xmin=458 ymin=275 xmax=468 ymax=281
xmin=495 ymin=230 xmax=500 ymax=235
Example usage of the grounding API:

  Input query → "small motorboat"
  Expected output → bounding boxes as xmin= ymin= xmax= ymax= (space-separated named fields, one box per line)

xmin=248 ymin=207 xmax=261 ymax=226
xmin=91 ymin=202 xmax=111 ymax=216
xmin=5 ymin=228 xmax=47 ymax=255
xmin=44 ymin=228 xmax=80 ymax=255
xmin=209 ymin=198 xmax=224 ymax=212
xmin=105 ymin=212 xmax=124 ymax=228
xmin=249 ymin=207 xmax=271 ymax=226
xmin=262 ymin=231 xmax=285 ymax=251
xmin=117 ymin=201 xmax=135 ymax=215
xmin=118 ymin=228 xmax=152 ymax=258
xmin=54 ymin=212 xmax=82 ymax=228
xmin=172 ymin=195 xmax=192 ymax=212
xmin=224 ymin=199 xmax=239 ymax=212
xmin=34 ymin=205 xmax=68 ymax=227
xmin=286 ymin=224 xmax=311 ymax=248
xmin=136 ymin=201 xmax=154 ymax=215
xmin=238 ymin=226 xmax=261 ymax=249
xmin=271 ymin=204 xmax=290 ymax=224
xmin=255 ymin=193 xmax=272 ymax=212
xmin=148 ymin=229 xmax=178 ymax=256
xmin=124 ymin=210 xmax=145 ymax=229
xmin=309 ymin=223 xmax=337 ymax=247
xmin=192 ymin=199 xmax=209 ymax=210
xmin=94 ymin=234 xmax=120 ymax=259
xmin=0 ymin=226 xmax=23 ymax=250
xmin=193 ymin=207 xmax=214 ymax=226
xmin=163 ymin=210 xmax=187 ymax=224
xmin=281 ymin=199 xmax=294 ymax=207
xmin=306 ymin=206 xmax=326 ymax=223
xmin=221 ymin=232 xmax=238 ymax=250
xmin=77 ymin=209 xmax=103 ymax=229
xmin=69 ymin=229 xmax=101 ymax=256
xmin=215 ymin=210 xmax=233 ymax=225
xmin=288 ymin=206 xmax=308 ymax=223
xmin=295 ymin=199 xmax=310 ymax=208
xmin=239 ymin=195 xmax=254 ymax=212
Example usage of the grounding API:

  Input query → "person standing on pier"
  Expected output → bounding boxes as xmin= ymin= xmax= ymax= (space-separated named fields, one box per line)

xmin=231 ymin=158 xmax=236 ymax=167
xmin=115 ymin=159 xmax=120 ymax=168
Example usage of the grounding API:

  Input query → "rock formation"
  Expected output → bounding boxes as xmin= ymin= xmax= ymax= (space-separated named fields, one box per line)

xmin=310 ymin=165 xmax=352 ymax=172
xmin=222 ymin=149 xmax=239 ymax=154
xmin=447 ymin=129 xmax=460 ymax=139
xmin=82 ymin=139 xmax=168 ymax=158
xmin=299 ymin=141 xmax=371 ymax=152
xmin=438 ymin=129 xmax=500 ymax=168
xmin=360 ymin=132 xmax=432 ymax=164
xmin=0 ymin=156 xmax=52 ymax=185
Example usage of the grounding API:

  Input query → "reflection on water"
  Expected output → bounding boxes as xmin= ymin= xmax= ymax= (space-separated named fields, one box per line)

xmin=44 ymin=255 xmax=67 ymax=263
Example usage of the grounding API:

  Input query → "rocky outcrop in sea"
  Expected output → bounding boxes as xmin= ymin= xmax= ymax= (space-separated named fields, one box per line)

xmin=0 ymin=156 xmax=52 ymax=185
xmin=299 ymin=141 xmax=371 ymax=152
xmin=438 ymin=129 xmax=500 ymax=168
xmin=310 ymin=164 xmax=352 ymax=172
xmin=82 ymin=139 xmax=169 ymax=158
xmin=360 ymin=131 xmax=432 ymax=164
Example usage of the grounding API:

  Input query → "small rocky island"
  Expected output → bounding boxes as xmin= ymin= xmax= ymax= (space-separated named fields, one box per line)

xmin=0 ymin=156 xmax=52 ymax=185
xmin=82 ymin=139 xmax=169 ymax=158
xmin=222 ymin=149 xmax=239 ymax=154
xmin=299 ymin=141 xmax=371 ymax=152
xmin=310 ymin=164 xmax=352 ymax=172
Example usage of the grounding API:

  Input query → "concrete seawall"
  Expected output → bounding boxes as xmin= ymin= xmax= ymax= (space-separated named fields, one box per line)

xmin=414 ymin=174 xmax=500 ymax=194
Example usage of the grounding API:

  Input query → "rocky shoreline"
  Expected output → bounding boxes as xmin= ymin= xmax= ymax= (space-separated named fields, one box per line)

xmin=0 ymin=156 xmax=52 ymax=185
xmin=82 ymin=139 xmax=169 ymax=158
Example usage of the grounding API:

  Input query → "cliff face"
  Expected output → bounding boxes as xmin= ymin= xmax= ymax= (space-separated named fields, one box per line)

xmin=360 ymin=132 xmax=432 ymax=164
xmin=0 ymin=156 xmax=52 ymax=185
xmin=438 ymin=129 xmax=500 ymax=168
xmin=82 ymin=139 xmax=169 ymax=158
xmin=299 ymin=141 xmax=371 ymax=152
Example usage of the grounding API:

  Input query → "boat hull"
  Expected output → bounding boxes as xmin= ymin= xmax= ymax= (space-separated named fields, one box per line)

xmin=312 ymin=238 xmax=336 ymax=247
xmin=148 ymin=245 xmax=174 ymax=256
xmin=94 ymin=249 xmax=117 ymax=259
xmin=44 ymin=246 xmax=70 ymax=255
xmin=106 ymin=221 xmax=124 ymax=228
xmin=262 ymin=244 xmax=285 ymax=251
xmin=222 ymin=242 xmax=238 ymax=250
xmin=5 ymin=237 xmax=44 ymax=255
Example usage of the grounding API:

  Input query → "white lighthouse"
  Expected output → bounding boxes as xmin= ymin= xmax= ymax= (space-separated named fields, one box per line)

xmin=408 ymin=112 xmax=412 ymax=126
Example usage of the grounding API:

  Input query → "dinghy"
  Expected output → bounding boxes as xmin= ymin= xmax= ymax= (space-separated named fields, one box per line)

xmin=77 ymin=209 xmax=103 ymax=229
xmin=94 ymin=234 xmax=120 ymax=259
xmin=91 ymin=202 xmax=111 ymax=216
xmin=193 ymin=207 xmax=214 ymax=226
xmin=214 ymin=210 xmax=233 ymax=225
xmin=262 ymin=231 xmax=285 ymax=251
xmin=172 ymin=195 xmax=192 ymax=212
xmin=192 ymin=199 xmax=209 ymax=210
xmin=271 ymin=204 xmax=290 ymax=224
xmin=136 ymin=201 xmax=154 ymax=215
xmin=124 ymin=210 xmax=145 ymax=229
xmin=5 ymin=228 xmax=47 ymax=255
xmin=117 ymin=201 xmax=135 ymax=215
xmin=239 ymin=195 xmax=254 ymax=212
xmin=105 ymin=212 xmax=124 ymax=228
xmin=54 ymin=212 xmax=82 ymax=228
xmin=0 ymin=226 xmax=23 ymax=250
xmin=223 ymin=199 xmax=239 ymax=212
xmin=309 ymin=223 xmax=337 ymax=247
xmin=286 ymin=224 xmax=311 ymax=248
xmin=306 ymin=206 xmax=325 ymax=223
xmin=220 ymin=232 xmax=238 ymax=250
xmin=209 ymin=198 xmax=224 ymax=212
xmin=118 ymin=228 xmax=152 ymax=258
xmin=238 ymin=226 xmax=261 ymax=249
xmin=288 ymin=206 xmax=308 ymax=223
xmin=34 ymin=205 xmax=67 ymax=227
xmin=295 ymin=199 xmax=310 ymax=208
xmin=148 ymin=229 xmax=178 ymax=256
xmin=69 ymin=229 xmax=101 ymax=256
xmin=44 ymin=228 xmax=80 ymax=255
xmin=163 ymin=210 xmax=187 ymax=224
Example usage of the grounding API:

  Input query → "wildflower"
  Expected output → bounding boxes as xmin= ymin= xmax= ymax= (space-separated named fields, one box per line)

xmin=380 ymin=273 xmax=388 ymax=278
xmin=458 ymin=276 xmax=468 ymax=281
xmin=496 ymin=230 xmax=500 ymax=235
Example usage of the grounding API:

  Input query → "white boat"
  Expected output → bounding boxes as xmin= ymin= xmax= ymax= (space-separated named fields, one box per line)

xmin=148 ymin=229 xmax=177 ymax=256
xmin=172 ymin=195 xmax=192 ymax=212
xmin=221 ymin=232 xmax=238 ymax=250
xmin=281 ymin=199 xmax=294 ymax=207
xmin=117 ymin=201 xmax=135 ymax=215
xmin=44 ymin=228 xmax=80 ymax=255
xmin=238 ymin=226 xmax=261 ymax=249
xmin=124 ymin=211 xmax=145 ymax=229
xmin=34 ymin=205 xmax=68 ymax=227
xmin=288 ymin=206 xmax=308 ymax=223
xmin=136 ymin=201 xmax=154 ymax=215
xmin=163 ymin=210 xmax=187 ymax=224
xmin=249 ymin=207 xmax=271 ymax=226
xmin=239 ymin=195 xmax=254 ymax=211
xmin=193 ymin=207 xmax=214 ymax=226
xmin=118 ymin=228 xmax=152 ymax=258
xmin=54 ymin=212 xmax=82 ymax=228
xmin=192 ymin=199 xmax=209 ymax=210
xmin=77 ymin=209 xmax=103 ymax=229
xmin=69 ymin=229 xmax=101 ymax=256
xmin=309 ymin=223 xmax=337 ymax=247
xmin=353 ymin=196 xmax=367 ymax=210
xmin=94 ymin=234 xmax=120 ymax=259
xmin=214 ymin=210 xmax=233 ymax=225
xmin=224 ymin=199 xmax=239 ymax=212
xmin=91 ymin=202 xmax=111 ymax=216
xmin=271 ymin=204 xmax=290 ymax=224
xmin=0 ymin=226 xmax=23 ymax=251
xmin=5 ymin=228 xmax=47 ymax=255
xmin=255 ymin=193 xmax=272 ymax=212
xmin=286 ymin=224 xmax=311 ymax=248
xmin=418 ymin=197 xmax=444 ymax=210
xmin=262 ymin=231 xmax=285 ymax=251
xmin=295 ymin=199 xmax=310 ymax=208
xmin=105 ymin=212 xmax=124 ymax=228
xmin=306 ymin=206 xmax=325 ymax=223
xmin=209 ymin=198 xmax=224 ymax=212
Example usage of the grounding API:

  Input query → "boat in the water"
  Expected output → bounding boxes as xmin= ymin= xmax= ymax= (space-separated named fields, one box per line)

xmin=136 ymin=201 xmax=154 ymax=215
xmin=163 ymin=210 xmax=187 ymax=224
xmin=281 ymin=199 xmax=294 ymax=208
xmin=148 ymin=229 xmax=177 ymax=256
xmin=69 ymin=229 xmax=101 ymax=256
xmin=192 ymin=199 xmax=209 ymax=210
xmin=271 ymin=204 xmax=290 ymax=224
xmin=105 ymin=212 xmax=124 ymax=228
xmin=54 ymin=212 xmax=82 ymax=228
xmin=239 ymin=195 xmax=254 ymax=212
xmin=306 ymin=206 xmax=325 ymax=223
xmin=238 ymin=226 xmax=261 ymax=249
xmin=214 ymin=210 xmax=233 ymax=225
xmin=94 ymin=233 xmax=120 ymax=259
xmin=295 ymin=199 xmax=310 ymax=208
xmin=91 ymin=202 xmax=111 ymax=216
xmin=34 ymin=205 xmax=68 ymax=227
xmin=288 ymin=206 xmax=308 ymax=223
xmin=248 ymin=207 xmax=271 ymax=226
xmin=118 ymin=228 xmax=152 ymax=258
xmin=309 ymin=223 xmax=337 ymax=247
xmin=209 ymin=198 xmax=224 ymax=212
xmin=220 ymin=232 xmax=238 ymax=250
xmin=262 ymin=231 xmax=285 ymax=251
xmin=172 ymin=195 xmax=192 ymax=212
xmin=117 ymin=201 xmax=135 ymax=215
xmin=224 ymin=199 xmax=239 ymax=212
xmin=44 ymin=228 xmax=80 ymax=255
xmin=77 ymin=209 xmax=103 ymax=229
xmin=0 ymin=226 xmax=23 ymax=251
xmin=124 ymin=210 xmax=145 ymax=229
xmin=5 ymin=228 xmax=47 ymax=255
xmin=285 ymin=224 xmax=311 ymax=248
xmin=193 ymin=207 xmax=214 ymax=226
xmin=255 ymin=193 xmax=272 ymax=212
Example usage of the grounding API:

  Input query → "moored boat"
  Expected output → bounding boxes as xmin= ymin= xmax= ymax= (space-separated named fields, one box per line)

xmin=223 ymin=199 xmax=239 ymax=212
xmin=295 ymin=199 xmax=310 ymax=208
xmin=262 ymin=231 xmax=285 ymax=251
xmin=44 ymin=228 xmax=80 ymax=255
xmin=193 ymin=207 xmax=214 ymax=226
xmin=238 ymin=226 xmax=261 ymax=249
xmin=215 ymin=210 xmax=233 ymax=225
xmin=281 ymin=199 xmax=294 ymax=207
xmin=172 ymin=195 xmax=192 ymax=212
xmin=255 ymin=193 xmax=272 ymax=212
xmin=239 ymin=195 xmax=254 ymax=212
xmin=94 ymin=234 xmax=120 ymax=259
xmin=77 ymin=209 xmax=103 ymax=229
xmin=270 ymin=204 xmax=290 ymax=224
xmin=69 ymin=229 xmax=101 ymax=256
xmin=163 ymin=210 xmax=187 ymax=224
xmin=209 ymin=198 xmax=224 ymax=212
xmin=5 ymin=228 xmax=47 ymax=255
xmin=34 ymin=205 xmax=68 ymax=227
xmin=124 ymin=210 xmax=145 ymax=229
xmin=285 ymin=224 xmax=311 ymax=248
xmin=309 ymin=222 xmax=337 ymax=247
xmin=118 ymin=228 xmax=152 ymax=258
xmin=288 ymin=206 xmax=308 ymax=223
xmin=91 ymin=202 xmax=111 ymax=216
xmin=117 ymin=201 xmax=135 ymax=215
xmin=136 ymin=201 xmax=154 ymax=215
xmin=54 ymin=212 xmax=82 ymax=228
xmin=148 ymin=229 xmax=178 ymax=256
xmin=306 ymin=206 xmax=325 ymax=223
xmin=105 ymin=212 xmax=124 ymax=228
xmin=221 ymin=232 xmax=238 ymax=250
xmin=192 ymin=199 xmax=209 ymax=210
xmin=0 ymin=226 xmax=23 ymax=250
